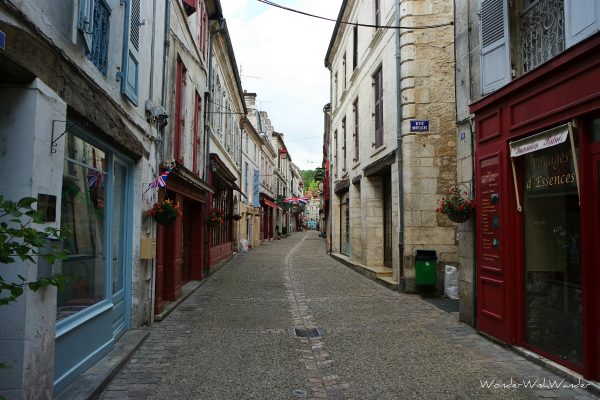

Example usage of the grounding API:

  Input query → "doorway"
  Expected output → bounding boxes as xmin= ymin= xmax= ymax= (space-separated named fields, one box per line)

xmin=383 ymin=175 xmax=392 ymax=267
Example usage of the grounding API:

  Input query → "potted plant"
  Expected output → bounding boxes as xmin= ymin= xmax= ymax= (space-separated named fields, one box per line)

xmin=436 ymin=187 xmax=475 ymax=223
xmin=147 ymin=199 xmax=180 ymax=225
xmin=275 ymin=225 xmax=281 ymax=239
xmin=282 ymin=227 xmax=288 ymax=236
xmin=207 ymin=207 xmax=225 ymax=227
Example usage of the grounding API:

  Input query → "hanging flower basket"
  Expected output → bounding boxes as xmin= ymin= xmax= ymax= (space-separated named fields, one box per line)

xmin=147 ymin=199 xmax=180 ymax=226
xmin=436 ymin=187 xmax=475 ymax=223
xmin=207 ymin=207 xmax=225 ymax=227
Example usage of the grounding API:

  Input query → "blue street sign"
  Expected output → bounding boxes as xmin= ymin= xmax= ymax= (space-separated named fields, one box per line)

xmin=410 ymin=120 xmax=429 ymax=132
xmin=0 ymin=31 xmax=5 ymax=50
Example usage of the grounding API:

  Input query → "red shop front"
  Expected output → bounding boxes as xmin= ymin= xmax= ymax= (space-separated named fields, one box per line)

xmin=471 ymin=34 xmax=600 ymax=379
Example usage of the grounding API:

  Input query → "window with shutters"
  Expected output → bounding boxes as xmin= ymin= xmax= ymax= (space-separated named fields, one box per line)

xmin=198 ymin=1 xmax=208 ymax=55
xmin=78 ymin=0 xmax=110 ymax=75
xmin=353 ymin=26 xmax=358 ymax=70
xmin=353 ymin=98 xmax=359 ymax=161
xmin=342 ymin=53 xmax=347 ymax=90
xmin=342 ymin=117 xmax=347 ymax=171
xmin=373 ymin=66 xmax=383 ymax=148
xmin=480 ymin=0 xmax=511 ymax=94
xmin=121 ymin=0 xmax=140 ymax=104
xmin=334 ymin=129 xmax=338 ymax=178
xmin=193 ymin=91 xmax=202 ymax=175
xmin=174 ymin=58 xmax=186 ymax=162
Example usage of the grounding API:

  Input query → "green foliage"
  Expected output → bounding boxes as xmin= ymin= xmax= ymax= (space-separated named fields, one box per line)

xmin=300 ymin=170 xmax=319 ymax=192
xmin=0 ymin=195 xmax=70 ymax=305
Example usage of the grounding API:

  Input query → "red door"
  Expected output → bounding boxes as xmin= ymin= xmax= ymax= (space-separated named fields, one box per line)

xmin=476 ymin=152 xmax=515 ymax=344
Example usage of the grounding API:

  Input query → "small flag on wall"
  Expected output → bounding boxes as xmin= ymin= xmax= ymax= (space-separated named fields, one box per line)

xmin=148 ymin=170 xmax=170 ymax=189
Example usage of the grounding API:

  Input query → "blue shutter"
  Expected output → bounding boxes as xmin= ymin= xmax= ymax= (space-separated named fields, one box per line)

xmin=253 ymin=170 xmax=261 ymax=208
xmin=480 ymin=0 xmax=511 ymax=94
xmin=78 ymin=0 xmax=95 ymax=52
xmin=121 ymin=0 xmax=140 ymax=105
xmin=565 ymin=0 xmax=600 ymax=48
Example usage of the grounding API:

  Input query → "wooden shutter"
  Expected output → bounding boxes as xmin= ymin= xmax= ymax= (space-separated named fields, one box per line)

xmin=182 ymin=0 xmax=197 ymax=16
xmin=480 ymin=0 xmax=511 ymax=94
xmin=78 ymin=0 xmax=95 ymax=52
xmin=565 ymin=0 xmax=600 ymax=48
xmin=121 ymin=0 xmax=140 ymax=105
xmin=374 ymin=67 xmax=383 ymax=148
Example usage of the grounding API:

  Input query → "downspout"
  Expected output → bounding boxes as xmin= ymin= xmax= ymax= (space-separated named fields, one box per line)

xmin=395 ymin=0 xmax=405 ymax=291
xmin=466 ymin=0 xmax=477 ymax=326
xmin=149 ymin=0 xmax=157 ymax=100
xmin=150 ymin=0 xmax=171 ymax=323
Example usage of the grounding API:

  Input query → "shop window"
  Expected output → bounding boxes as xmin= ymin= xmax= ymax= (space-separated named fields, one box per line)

xmin=591 ymin=118 xmax=600 ymax=142
xmin=58 ymin=133 xmax=130 ymax=325
xmin=523 ymin=141 xmax=582 ymax=365
xmin=59 ymin=135 xmax=108 ymax=320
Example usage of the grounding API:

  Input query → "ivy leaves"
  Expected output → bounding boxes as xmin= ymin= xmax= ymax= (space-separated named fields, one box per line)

xmin=0 ymin=195 xmax=70 ymax=305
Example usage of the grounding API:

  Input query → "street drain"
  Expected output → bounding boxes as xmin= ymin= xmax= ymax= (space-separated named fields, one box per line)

xmin=292 ymin=389 xmax=308 ymax=397
xmin=288 ymin=327 xmax=325 ymax=337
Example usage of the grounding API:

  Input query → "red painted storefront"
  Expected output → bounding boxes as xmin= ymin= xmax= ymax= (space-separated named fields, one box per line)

xmin=155 ymin=171 xmax=206 ymax=315
xmin=471 ymin=34 xmax=600 ymax=379
xmin=208 ymin=154 xmax=235 ymax=269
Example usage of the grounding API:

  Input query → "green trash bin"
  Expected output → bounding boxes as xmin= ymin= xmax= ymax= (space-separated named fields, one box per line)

xmin=415 ymin=250 xmax=437 ymax=285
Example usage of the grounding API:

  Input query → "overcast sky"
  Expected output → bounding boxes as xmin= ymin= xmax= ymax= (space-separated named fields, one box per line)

xmin=224 ymin=0 xmax=342 ymax=170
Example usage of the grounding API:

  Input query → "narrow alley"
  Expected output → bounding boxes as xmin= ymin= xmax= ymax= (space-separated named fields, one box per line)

xmin=99 ymin=233 xmax=597 ymax=400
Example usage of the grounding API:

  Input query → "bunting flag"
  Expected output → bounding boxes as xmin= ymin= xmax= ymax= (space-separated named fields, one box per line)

xmin=148 ymin=170 xmax=170 ymax=189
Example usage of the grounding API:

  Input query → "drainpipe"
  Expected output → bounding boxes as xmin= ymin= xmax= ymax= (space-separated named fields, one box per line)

xmin=149 ymin=0 xmax=172 ymax=323
xmin=395 ymin=0 xmax=405 ymax=291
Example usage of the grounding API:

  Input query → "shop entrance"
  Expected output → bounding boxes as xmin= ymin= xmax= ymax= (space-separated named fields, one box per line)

xmin=522 ymin=141 xmax=582 ymax=367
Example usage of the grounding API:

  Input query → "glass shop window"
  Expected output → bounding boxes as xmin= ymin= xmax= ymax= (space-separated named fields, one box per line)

xmin=523 ymin=141 xmax=582 ymax=366
xmin=58 ymin=134 xmax=108 ymax=320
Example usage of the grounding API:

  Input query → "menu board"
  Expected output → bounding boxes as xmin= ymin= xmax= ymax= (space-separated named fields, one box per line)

xmin=480 ymin=156 xmax=501 ymax=268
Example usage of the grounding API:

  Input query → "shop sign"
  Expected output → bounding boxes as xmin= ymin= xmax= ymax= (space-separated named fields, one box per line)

xmin=525 ymin=148 xmax=576 ymax=191
xmin=510 ymin=126 xmax=568 ymax=157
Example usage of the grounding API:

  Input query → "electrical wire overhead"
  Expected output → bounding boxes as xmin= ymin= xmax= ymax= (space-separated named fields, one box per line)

xmin=256 ymin=0 xmax=453 ymax=29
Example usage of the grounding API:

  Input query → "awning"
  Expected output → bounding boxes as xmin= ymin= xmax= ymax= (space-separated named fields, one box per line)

xmin=509 ymin=125 xmax=568 ymax=157
xmin=261 ymin=199 xmax=278 ymax=208
xmin=508 ymin=122 xmax=579 ymax=212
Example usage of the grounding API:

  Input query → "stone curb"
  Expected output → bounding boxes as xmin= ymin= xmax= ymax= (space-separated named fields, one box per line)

xmin=54 ymin=330 xmax=149 ymax=400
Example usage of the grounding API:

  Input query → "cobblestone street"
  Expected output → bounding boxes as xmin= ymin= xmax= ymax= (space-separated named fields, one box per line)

xmin=99 ymin=232 xmax=599 ymax=400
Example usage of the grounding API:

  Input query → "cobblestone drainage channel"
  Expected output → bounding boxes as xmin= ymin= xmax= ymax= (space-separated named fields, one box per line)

xmin=287 ymin=327 xmax=325 ymax=337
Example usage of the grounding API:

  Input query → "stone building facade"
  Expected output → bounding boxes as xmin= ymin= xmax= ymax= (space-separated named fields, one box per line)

xmin=325 ymin=0 xmax=457 ymax=291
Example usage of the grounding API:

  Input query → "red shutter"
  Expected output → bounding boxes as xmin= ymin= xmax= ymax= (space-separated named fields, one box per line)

xmin=193 ymin=92 xmax=200 ymax=174
xmin=182 ymin=0 xmax=197 ymax=16
xmin=174 ymin=58 xmax=185 ymax=162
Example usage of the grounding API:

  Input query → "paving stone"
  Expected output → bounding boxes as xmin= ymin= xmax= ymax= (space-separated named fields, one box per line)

xmin=97 ymin=232 xmax=600 ymax=400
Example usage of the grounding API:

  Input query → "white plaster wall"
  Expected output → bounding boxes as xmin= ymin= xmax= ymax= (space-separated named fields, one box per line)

xmin=0 ymin=79 xmax=66 ymax=399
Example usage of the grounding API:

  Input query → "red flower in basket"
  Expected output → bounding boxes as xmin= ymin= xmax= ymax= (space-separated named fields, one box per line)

xmin=436 ymin=187 xmax=475 ymax=223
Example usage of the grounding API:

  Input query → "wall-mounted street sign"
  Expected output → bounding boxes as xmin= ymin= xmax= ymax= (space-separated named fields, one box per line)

xmin=0 ymin=31 xmax=5 ymax=50
xmin=410 ymin=120 xmax=429 ymax=132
